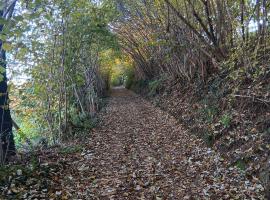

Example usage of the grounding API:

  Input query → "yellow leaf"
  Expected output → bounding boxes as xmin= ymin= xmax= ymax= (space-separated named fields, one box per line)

xmin=2 ymin=43 xmax=12 ymax=51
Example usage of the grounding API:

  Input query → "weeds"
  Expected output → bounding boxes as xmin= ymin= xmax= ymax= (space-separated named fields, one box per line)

xmin=220 ymin=113 xmax=232 ymax=128
xmin=59 ymin=145 xmax=83 ymax=155
xmin=148 ymin=77 xmax=165 ymax=96
xmin=200 ymin=106 xmax=218 ymax=123
xmin=203 ymin=132 xmax=215 ymax=147
xmin=234 ymin=159 xmax=246 ymax=171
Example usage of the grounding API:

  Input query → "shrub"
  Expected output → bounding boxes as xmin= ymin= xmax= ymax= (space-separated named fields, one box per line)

xmin=148 ymin=77 xmax=164 ymax=96
xmin=124 ymin=68 xmax=135 ymax=89
xmin=111 ymin=77 xmax=123 ymax=86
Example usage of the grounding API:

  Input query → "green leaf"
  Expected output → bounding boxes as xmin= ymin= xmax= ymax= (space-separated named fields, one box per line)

xmin=2 ymin=43 xmax=13 ymax=51
xmin=0 ymin=66 xmax=6 ymax=74
xmin=0 ymin=34 xmax=7 ymax=41
xmin=44 ymin=14 xmax=52 ymax=21
xmin=17 ymin=47 xmax=28 ymax=59
xmin=0 ymin=17 xmax=8 ymax=25
xmin=0 ymin=74 xmax=4 ymax=82
xmin=7 ymin=84 xmax=11 ymax=93
xmin=14 ymin=15 xmax=24 ymax=22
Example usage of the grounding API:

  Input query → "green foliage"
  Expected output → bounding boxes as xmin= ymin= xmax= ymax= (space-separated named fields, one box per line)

xmin=2 ymin=43 xmax=12 ymax=51
xmin=111 ymin=77 xmax=123 ymax=86
xmin=220 ymin=113 xmax=232 ymax=128
xmin=235 ymin=159 xmax=246 ymax=171
xmin=70 ymin=106 xmax=98 ymax=130
xmin=59 ymin=145 xmax=83 ymax=155
xmin=14 ymin=128 xmax=29 ymax=145
xmin=8 ymin=0 xmax=121 ymax=146
xmin=124 ymin=67 xmax=135 ymax=89
xmin=0 ymin=67 xmax=5 ymax=75
xmin=30 ymin=155 xmax=40 ymax=170
xmin=132 ymin=79 xmax=149 ymax=93
xmin=203 ymin=132 xmax=215 ymax=147
xmin=199 ymin=104 xmax=218 ymax=123
xmin=0 ymin=165 xmax=29 ymax=182
xmin=100 ymin=51 xmax=133 ymax=88
xmin=10 ymin=83 xmax=44 ymax=146
xmin=148 ymin=77 xmax=165 ymax=96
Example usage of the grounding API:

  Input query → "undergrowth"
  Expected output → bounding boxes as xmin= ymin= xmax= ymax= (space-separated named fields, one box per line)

xmin=126 ymin=53 xmax=270 ymax=195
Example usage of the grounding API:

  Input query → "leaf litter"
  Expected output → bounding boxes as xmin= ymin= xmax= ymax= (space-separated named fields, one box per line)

xmin=0 ymin=88 xmax=266 ymax=199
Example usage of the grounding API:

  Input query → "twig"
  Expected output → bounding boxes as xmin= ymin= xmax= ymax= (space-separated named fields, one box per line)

xmin=233 ymin=94 xmax=270 ymax=106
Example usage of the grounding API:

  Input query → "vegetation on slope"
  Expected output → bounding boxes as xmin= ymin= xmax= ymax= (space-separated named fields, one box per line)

xmin=115 ymin=0 xmax=270 ymax=197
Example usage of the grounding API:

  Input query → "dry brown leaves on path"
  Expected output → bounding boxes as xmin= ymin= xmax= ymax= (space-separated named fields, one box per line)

xmin=1 ymin=88 xmax=266 ymax=199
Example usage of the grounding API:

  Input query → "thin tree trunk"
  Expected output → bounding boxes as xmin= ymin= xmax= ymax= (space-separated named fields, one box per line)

xmin=241 ymin=0 xmax=245 ymax=42
xmin=0 ymin=4 xmax=17 ymax=163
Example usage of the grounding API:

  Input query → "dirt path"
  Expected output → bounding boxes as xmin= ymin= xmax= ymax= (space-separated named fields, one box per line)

xmin=59 ymin=88 xmax=264 ymax=199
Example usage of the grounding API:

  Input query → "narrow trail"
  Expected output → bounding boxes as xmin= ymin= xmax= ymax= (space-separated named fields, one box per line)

xmin=60 ymin=88 xmax=264 ymax=199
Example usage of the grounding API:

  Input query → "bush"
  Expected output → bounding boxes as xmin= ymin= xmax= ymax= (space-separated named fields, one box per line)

xmin=148 ymin=77 xmax=165 ymax=96
xmin=124 ymin=68 xmax=135 ymax=89
xmin=111 ymin=77 xmax=123 ymax=86
xmin=69 ymin=106 xmax=98 ymax=129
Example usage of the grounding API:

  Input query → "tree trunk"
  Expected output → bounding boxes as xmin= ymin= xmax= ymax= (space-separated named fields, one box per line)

xmin=0 ymin=35 xmax=15 ymax=162
xmin=0 ymin=6 xmax=16 ymax=163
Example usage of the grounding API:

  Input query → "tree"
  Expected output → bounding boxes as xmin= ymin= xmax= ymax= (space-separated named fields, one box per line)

xmin=8 ymin=0 xmax=119 ymax=143
xmin=0 ymin=0 xmax=18 ymax=162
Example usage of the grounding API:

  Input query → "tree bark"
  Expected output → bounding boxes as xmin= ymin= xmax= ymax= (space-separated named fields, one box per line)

xmin=0 ymin=2 xmax=18 ymax=162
